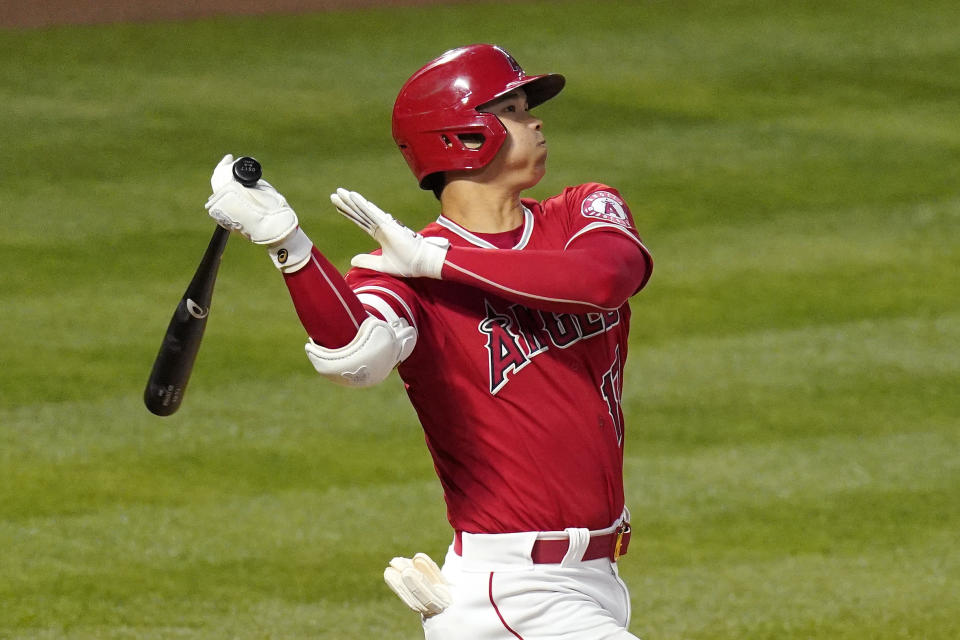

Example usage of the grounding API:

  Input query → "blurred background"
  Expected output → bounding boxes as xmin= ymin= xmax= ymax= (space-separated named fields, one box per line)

xmin=1 ymin=1 xmax=958 ymax=638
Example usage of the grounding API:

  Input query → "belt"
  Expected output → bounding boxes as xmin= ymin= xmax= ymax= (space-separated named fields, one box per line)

xmin=453 ymin=522 xmax=631 ymax=564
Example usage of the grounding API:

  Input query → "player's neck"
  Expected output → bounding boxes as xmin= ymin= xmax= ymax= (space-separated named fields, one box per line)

xmin=439 ymin=180 xmax=524 ymax=233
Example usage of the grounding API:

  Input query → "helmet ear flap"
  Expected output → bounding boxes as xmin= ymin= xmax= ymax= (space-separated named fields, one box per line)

xmin=445 ymin=113 xmax=507 ymax=156
xmin=398 ymin=111 xmax=507 ymax=188
xmin=446 ymin=112 xmax=508 ymax=171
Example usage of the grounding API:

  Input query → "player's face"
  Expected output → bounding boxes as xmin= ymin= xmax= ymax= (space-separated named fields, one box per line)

xmin=479 ymin=89 xmax=547 ymax=189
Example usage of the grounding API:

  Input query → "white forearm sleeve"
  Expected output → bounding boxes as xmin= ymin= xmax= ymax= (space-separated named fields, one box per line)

xmin=304 ymin=316 xmax=416 ymax=387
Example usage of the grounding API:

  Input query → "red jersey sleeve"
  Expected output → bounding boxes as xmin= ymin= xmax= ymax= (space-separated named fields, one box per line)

xmin=558 ymin=183 xmax=653 ymax=294
xmin=345 ymin=266 xmax=422 ymax=330
xmin=552 ymin=183 xmax=645 ymax=248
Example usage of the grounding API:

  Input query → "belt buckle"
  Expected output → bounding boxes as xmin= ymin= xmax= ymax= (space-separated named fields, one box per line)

xmin=613 ymin=522 xmax=630 ymax=561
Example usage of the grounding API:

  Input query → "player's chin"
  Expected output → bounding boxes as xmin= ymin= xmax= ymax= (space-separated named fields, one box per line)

xmin=536 ymin=145 xmax=548 ymax=167
xmin=536 ymin=148 xmax=548 ymax=171
xmin=524 ymin=162 xmax=547 ymax=189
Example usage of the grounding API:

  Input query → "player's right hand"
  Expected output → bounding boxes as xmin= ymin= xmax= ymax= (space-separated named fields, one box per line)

xmin=205 ymin=154 xmax=298 ymax=245
xmin=331 ymin=188 xmax=449 ymax=279
xmin=384 ymin=552 xmax=452 ymax=618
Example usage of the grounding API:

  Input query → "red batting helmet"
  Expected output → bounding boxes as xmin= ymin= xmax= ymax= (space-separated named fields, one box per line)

xmin=392 ymin=44 xmax=565 ymax=190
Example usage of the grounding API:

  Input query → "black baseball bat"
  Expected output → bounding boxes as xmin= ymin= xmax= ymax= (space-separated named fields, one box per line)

xmin=143 ymin=156 xmax=262 ymax=416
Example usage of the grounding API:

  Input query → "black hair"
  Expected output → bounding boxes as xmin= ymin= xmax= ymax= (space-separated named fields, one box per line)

xmin=423 ymin=173 xmax=445 ymax=200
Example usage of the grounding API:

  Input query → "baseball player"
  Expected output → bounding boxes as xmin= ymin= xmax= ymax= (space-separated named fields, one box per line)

xmin=204 ymin=44 xmax=652 ymax=639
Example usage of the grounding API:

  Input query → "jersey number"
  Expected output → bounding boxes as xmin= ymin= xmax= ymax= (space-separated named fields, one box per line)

xmin=600 ymin=346 xmax=624 ymax=446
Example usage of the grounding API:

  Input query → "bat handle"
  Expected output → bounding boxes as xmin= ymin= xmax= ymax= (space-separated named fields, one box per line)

xmin=232 ymin=156 xmax=262 ymax=187
xmin=204 ymin=225 xmax=231 ymax=264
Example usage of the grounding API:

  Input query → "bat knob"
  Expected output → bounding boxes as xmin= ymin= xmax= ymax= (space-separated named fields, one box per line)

xmin=232 ymin=156 xmax=262 ymax=187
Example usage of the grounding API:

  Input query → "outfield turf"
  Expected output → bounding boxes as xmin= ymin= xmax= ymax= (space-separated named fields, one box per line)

xmin=1 ymin=0 xmax=959 ymax=637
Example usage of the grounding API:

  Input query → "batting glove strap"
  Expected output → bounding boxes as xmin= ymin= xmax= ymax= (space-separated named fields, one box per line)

xmin=384 ymin=553 xmax=452 ymax=618
xmin=268 ymin=228 xmax=313 ymax=273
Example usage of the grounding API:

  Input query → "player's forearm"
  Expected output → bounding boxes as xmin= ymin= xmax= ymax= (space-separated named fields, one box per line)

xmin=283 ymin=246 xmax=368 ymax=348
xmin=441 ymin=233 xmax=651 ymax=313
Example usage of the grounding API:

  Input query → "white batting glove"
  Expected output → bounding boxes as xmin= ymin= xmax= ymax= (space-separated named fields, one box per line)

xmin=331 ymin=188 xmax=449 ymax=278
xmin=205 ymin=154 xmax=299 ymax=245
xmin=384 ymin=552 xmax=452 ymax=618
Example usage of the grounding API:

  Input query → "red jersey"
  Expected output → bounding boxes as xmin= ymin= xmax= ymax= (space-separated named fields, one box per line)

xmin=342 ymin=183 xmax=652 ymax=534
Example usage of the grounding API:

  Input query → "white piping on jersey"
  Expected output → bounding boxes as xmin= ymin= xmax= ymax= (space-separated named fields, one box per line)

xmin=356 ymin=293 xmax=398 ymax=323
xmin=564 ymin=221 xmax=649 ymax=252
xmin=442 ymin=261 xmax=623 ymax=312
xmin=352 ymin=285 xmax=417 ymax=330
xmin=313 ymin=254 xmax=361 ymax=329
xmin=435 ymin=205 xmax=534 ymax=250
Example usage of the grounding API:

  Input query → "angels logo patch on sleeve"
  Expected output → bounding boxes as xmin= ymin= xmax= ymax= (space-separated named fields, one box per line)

xmin=581 ymin=190 xmax=631 ymax=228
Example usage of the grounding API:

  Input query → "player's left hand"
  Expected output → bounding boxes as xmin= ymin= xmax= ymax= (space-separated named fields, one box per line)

xmin=384 ymin=552 xmax=452 ymax=618
xmin=331 ymin=188 xmax=449 ymax=278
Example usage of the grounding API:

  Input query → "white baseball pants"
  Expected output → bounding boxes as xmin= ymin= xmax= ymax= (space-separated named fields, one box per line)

xmin=421 ymin=523 xmax=640 ymax=640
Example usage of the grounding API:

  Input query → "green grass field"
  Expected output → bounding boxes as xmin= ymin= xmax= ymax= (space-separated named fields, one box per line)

xmin=2 ymin=0 xmax=959 ymax=637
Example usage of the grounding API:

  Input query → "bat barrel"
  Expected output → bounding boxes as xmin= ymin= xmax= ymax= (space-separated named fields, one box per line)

xmin=143 ymin=225 xmax=230 ymax=416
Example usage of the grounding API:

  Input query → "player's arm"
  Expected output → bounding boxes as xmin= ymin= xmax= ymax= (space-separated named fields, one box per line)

xmin=280 ymin=248 xmax=418 ymax=387
xmin=282 ymin=246 xmax=366 ymax=348
xmin=440 ymin=231 xmax=650 ymax=313
xmin=330 ymin=188 xmax=652 ymax=314
xmin=204 ymin=158 xmax=416 ymax=387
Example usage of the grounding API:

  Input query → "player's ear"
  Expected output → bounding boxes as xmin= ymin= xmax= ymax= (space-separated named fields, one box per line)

xmin=457 ymin=133 xmax=485 ymax=150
